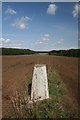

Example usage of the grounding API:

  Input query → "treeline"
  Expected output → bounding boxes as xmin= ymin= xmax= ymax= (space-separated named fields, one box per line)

xmin=49 ymin=49 xmax=80 ymax=57
xmin=1 ymin=48 xmax=37 ymax=55
xmin=36 ymin=51 xmax=48 ymax=53
xmin=0 ymin=48 xmax=80 ymax=57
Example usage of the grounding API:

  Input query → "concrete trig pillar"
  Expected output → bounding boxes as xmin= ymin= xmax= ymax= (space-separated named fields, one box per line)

xmin=31 ymin=64 xmax=49 ymax=101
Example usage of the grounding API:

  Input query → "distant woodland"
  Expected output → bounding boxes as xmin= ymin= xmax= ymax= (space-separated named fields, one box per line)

xmin=0 ymin=48 xmax=36 ymax=55
xmin=0 ymin=48 xmax=80 ymax=57
xmin=49 ymin=49 xmax=80 ymax=57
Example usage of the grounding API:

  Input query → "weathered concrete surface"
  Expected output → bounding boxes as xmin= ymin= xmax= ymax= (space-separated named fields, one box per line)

xmin=31 ymin=64 xmax=49 ymax=101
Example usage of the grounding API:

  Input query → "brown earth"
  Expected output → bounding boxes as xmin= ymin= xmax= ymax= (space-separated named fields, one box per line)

xmin=2 ymin=55 xmax=79 ymax=117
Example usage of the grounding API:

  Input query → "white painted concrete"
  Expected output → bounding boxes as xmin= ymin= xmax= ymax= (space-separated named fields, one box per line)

xmin=31 ymin=64 xmax=49 ymax=101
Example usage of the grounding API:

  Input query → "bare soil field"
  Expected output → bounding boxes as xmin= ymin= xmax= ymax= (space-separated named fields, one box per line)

xmin=2 ymin=55 xmax=79 ymax=117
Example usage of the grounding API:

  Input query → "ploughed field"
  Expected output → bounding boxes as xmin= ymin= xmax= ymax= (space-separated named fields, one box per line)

xmin=2 ymin=55 xmax=79 ymax=117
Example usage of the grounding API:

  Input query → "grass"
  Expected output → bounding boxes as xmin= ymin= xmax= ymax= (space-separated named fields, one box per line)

xmin=32 ymin=71 xmax=68 ymax=118
xmin=4 ymin=71 xmax=74 ymax=118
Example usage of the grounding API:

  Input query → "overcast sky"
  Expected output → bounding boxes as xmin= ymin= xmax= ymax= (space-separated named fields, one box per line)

xmin=0 ymin=2 xmax=79 ymax=51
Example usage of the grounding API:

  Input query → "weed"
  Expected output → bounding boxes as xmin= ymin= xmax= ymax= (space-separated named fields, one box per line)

xmin=5 ymin=71 xmax=76 ymax=118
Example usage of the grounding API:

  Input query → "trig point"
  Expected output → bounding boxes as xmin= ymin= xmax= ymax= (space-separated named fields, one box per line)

xmin=31 ymin=64 xmax=49 ymax=101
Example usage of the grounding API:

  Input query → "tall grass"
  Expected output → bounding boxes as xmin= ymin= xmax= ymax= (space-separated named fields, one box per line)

xmin=4 ymin=71 xmax=78 ymax=118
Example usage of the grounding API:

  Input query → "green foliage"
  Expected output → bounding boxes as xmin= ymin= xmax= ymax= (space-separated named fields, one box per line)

xmin=0 ymin=47 xmax=80 ymax=57
xmin=6 ymin=72 xmax=69 ymax=118
xmin=49 ymin=49 xmax=80 ymax=57
xmin=23 ymin=72 xmax=68 ymax=118
xmin=1 ymin=48 xmax=37 ymax=55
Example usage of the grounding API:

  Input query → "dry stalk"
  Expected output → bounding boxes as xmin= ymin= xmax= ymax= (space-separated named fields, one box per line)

xmin=11 ymin=95 xmax=19 ymax=118
xmin=11 ymin=90 xmax=30 ymax=118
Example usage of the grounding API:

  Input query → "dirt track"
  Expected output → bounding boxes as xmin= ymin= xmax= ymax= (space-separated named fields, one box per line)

xmin=2 ymin=55 xmax=79 ymax=117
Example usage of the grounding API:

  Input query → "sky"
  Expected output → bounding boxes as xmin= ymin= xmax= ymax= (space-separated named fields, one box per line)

xmin=1 ymin=0 xmax=79 ymax=2
xmin=0 ymin=2 xmax=79 ymax=51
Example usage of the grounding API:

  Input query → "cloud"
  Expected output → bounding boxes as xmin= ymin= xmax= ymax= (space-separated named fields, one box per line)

xmin=59 ymin=46 xmax=78 ymax=50
xmin=11 ymin=16 xmax=31 ymax=30
xmin=35 ymin=40 xmax=43 ymax=44
xmin=0 ymin=44 xmax=2 ymax=47
xmin=53 ymin=39 xmax=64 ymax=46
xmin=8 ymin=43 xmax=22 ymax=49
xmin=72 ymin=4 xmax=80 ymax=17
xmin=2 ymin=43 xmax=22 ymax=49
xmin=9 ymin=43 xmax=22 ymax=46
xmin=42 ymin=37 xmax=50 ymax=41
xmin=0 ymin=38 xmax=5 ymax=42
xmin=36 ymin=34 xmax=50 ymax=44
xmin=0 ymin=37 xmax=11 ymax=43
xmin=5 ymin=39 xmax=11 ymax=43
xmin=11 ymin=46 xmax=22 ymax=49
xmin=41 ymin=34 xmax=50 ymax=41
xmin=42 ymin=34 xmax=49 ymax=37
xmin=57 ymin=39 xmax=64 ymax=44
xmin=47 ymin=4 xmax=58 ymax=15
xmin=0 ymin=37 xmax=24 ymax=48
xmin=6 ymin=8 xmax=17 ymax=14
